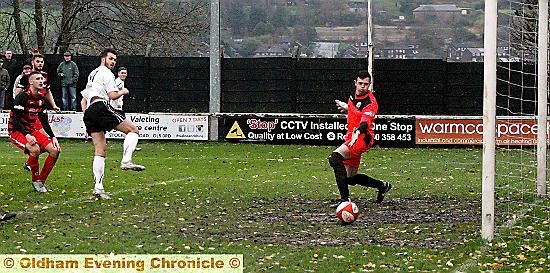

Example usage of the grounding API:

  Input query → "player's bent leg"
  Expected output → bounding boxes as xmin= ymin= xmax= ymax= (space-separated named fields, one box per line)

xmin=346 ymin=173 xmax=392 ymax=203
xmin=39 ymin=143 xmax=60 ymax=187
xmin=328 ymin=151 xmax=350 ymax=203
xmin=24 ymin=144 xmax=46 ymax=192
xmin=376 ymin=182 xmax=392 ymax=204
xmin=10 ymin=133 xmax=33 ymax=173
xmin=116 ymin=120 xmax=145 ymax=171
xmin=347 ymin=174 xmax=383 ymax=188
xmin=115 ymin=119 xmax=139 ymax=134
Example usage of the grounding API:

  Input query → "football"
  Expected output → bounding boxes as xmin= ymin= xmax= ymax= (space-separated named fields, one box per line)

xmin=335 ymin=201 xmax=360 ymax=224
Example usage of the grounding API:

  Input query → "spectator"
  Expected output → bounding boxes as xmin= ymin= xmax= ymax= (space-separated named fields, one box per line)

xmin=2 ymin=50 xmax=18 ymax=77
xmin=0 ymin=59 xmax=9 ymax=109
xmin=2 ymin=50 xmax=18 ymax=101
xmin=57 ymin=51 xmax=79 ymax=111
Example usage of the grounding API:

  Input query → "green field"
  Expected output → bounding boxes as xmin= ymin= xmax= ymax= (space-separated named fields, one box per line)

xmin=0 ymin=140 xmax=548 ymax=272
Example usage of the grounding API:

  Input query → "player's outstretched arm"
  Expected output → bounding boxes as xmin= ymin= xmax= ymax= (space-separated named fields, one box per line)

xmin=45 ymin=92 xmax=60 ymax=112
xmin=335 ymin=99 xmax=348 ymax=113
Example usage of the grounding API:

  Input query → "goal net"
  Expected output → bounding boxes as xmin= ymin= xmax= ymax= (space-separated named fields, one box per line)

xmin=483 ymin=0 xmax=549 ymax=241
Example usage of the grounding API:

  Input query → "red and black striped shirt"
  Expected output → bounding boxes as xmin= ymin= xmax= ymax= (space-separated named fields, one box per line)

xmin=8 ymin=88 xmax=54 ymax=137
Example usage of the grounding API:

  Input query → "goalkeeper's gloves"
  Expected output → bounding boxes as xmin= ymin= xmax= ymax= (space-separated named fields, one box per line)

xmin=349 ymin=122 xmax=368 ymax=147
xmin=335 ymin=99 xmax=348 ymax=113
xmin=349 ymin=127 xmax=360 ymax=147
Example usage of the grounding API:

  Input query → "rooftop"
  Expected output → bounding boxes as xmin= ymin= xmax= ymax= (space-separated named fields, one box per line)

xmin=413 ymin=4 xmax=461 ymax=12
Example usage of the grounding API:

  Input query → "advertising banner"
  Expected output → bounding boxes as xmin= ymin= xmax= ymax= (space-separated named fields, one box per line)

xmin=415 ymin=118 xmax=548 ymax=145
xmin=222 ymin=116 xmax=346 ymax=145
xmin=373 ymin=118 xmax=415 ymax=147
xmin=221 ymin=116 xmax=416 ymax=147
xmin=0 ymin=112 xmax=209 ymax=140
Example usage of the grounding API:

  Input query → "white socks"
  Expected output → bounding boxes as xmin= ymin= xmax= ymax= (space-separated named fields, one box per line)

xmin=122 ymin=132 xmax=139 ymax=163
xmin=93 ymin=156 xmax=105 ymax=190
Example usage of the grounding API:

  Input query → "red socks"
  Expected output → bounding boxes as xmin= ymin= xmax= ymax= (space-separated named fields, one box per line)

xmin=27 ymin=156 xmax=40 ymax=182
xmin=39 ymin=155 xmax=58 ymax=183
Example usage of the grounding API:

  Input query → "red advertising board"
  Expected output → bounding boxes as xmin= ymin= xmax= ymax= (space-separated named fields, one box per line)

xmin=416 ymin=118 xmax=549 ymax=145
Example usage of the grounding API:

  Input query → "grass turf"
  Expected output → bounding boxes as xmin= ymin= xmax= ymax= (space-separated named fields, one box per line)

xmin=0 ymin=140 xmax=548 ymax=272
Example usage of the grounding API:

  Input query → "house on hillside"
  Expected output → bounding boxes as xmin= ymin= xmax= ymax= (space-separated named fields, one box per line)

xmin=339 ymin=45 xmax=360 ymax=58
xmin=447 ymin=43 xmax=512 ymax=62
xmin=338 ymin=40 xmax=371 ymax=58
xmin=348 ymin=0 xmax=367 ymax=14
xmin=447 ymin=43 xmax=474 ymax=61
xmin=464 ymin=47 xmax=484 ymax=62
xmin=375 ymin=44 xmax=418 ymax=59
xmin=271 ymin=0 xmax=308 ymax=6
xmin=253 ymin=44 xmax=290 ymax=57
xmin=313 ymin=42 xmax=340 ymax=58
xmin=413 ymin=4 xmax=462 ymax=23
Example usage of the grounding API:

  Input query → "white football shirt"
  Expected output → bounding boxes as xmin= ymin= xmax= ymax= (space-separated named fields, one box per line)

xmin=110 ymin=77 xmax=124 ymax=110
xmin=81 ymin=66 xmax=117 ymax=108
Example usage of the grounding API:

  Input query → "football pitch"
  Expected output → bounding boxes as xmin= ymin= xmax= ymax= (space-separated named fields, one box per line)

xmin=0 ymin=140 xmax=548 ymax=272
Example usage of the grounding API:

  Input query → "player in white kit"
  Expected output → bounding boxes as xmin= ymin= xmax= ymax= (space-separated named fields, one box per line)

xmin=81 ymin=48 xmax=145 ymax=200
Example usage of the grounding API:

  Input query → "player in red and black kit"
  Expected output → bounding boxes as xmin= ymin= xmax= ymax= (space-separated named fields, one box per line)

xmin=8 ymin=71 xmax=61 ymax=193
xmin=14 ymin=54 xmax=60 ymax=112
xmin=328 ymin=70 xmax=392 ymax=206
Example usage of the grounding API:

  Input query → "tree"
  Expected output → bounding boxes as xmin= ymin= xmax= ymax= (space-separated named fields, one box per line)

xmin=292 ymin=26 xmax=317 ymax=46
xmin=253 ymin=22 xmax=274 ymax=36
xmin=224 ymin=1 xmax=248 ymax=36
xmin=248 ymin=6 xmax=267 ymax=32
xmin=240 ymin=37 xmax=262 ymax=57
xmin=271 ymin=6 xmax=293 ymax=28
xmin=414 ymin=28 xmax=441 ymax=58
xmin=2 ymin=0 xmax=209 ymax=56
xmin=318 ymin=0 xmax=359 ymax=27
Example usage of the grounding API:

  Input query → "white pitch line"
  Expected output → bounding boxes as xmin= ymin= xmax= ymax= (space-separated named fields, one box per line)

xmin=16 ymin=177 xmax=195 ymax=216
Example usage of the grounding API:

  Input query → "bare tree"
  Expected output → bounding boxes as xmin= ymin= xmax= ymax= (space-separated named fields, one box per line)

xmin=34 ymin=0 xmax=44 ymax=50
xmin=14 ymin=0 xmax=27 ymax=52
xmin=2 ymin=0 xmax=209 ymax=56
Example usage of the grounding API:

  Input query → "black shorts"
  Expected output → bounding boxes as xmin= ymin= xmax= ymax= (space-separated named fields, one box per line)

xmin=83 ymin=101 xmax=126 ymax=133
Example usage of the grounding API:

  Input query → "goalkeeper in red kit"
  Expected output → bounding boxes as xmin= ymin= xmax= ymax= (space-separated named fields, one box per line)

xmin=328 ymin=71 xmax=392 ymax=206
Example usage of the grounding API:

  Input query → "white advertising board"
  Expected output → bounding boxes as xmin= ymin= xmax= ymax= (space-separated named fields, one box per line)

xmin=0 ymin=112 xmax=209 ymax=140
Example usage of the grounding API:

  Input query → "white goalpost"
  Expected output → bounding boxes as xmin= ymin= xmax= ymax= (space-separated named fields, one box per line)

xmin=367 ymin=0 xmax=374 ymax=88
xmin=483 ymin=0 xmax=549 ymax=241
xmin=482 ymin=0 xmax=497 ymax=241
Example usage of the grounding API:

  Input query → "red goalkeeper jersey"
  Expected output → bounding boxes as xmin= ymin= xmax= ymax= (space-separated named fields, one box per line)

xmin=346 ymin=90 xmax=378 ymax=137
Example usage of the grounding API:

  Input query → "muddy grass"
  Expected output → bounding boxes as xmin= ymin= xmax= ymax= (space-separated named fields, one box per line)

xmin=184 ymin=197 xmax=480 ymax=249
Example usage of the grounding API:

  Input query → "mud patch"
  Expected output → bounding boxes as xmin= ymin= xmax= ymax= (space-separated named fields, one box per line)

xmin=186 ymin=197 xmax=480 ymax=249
